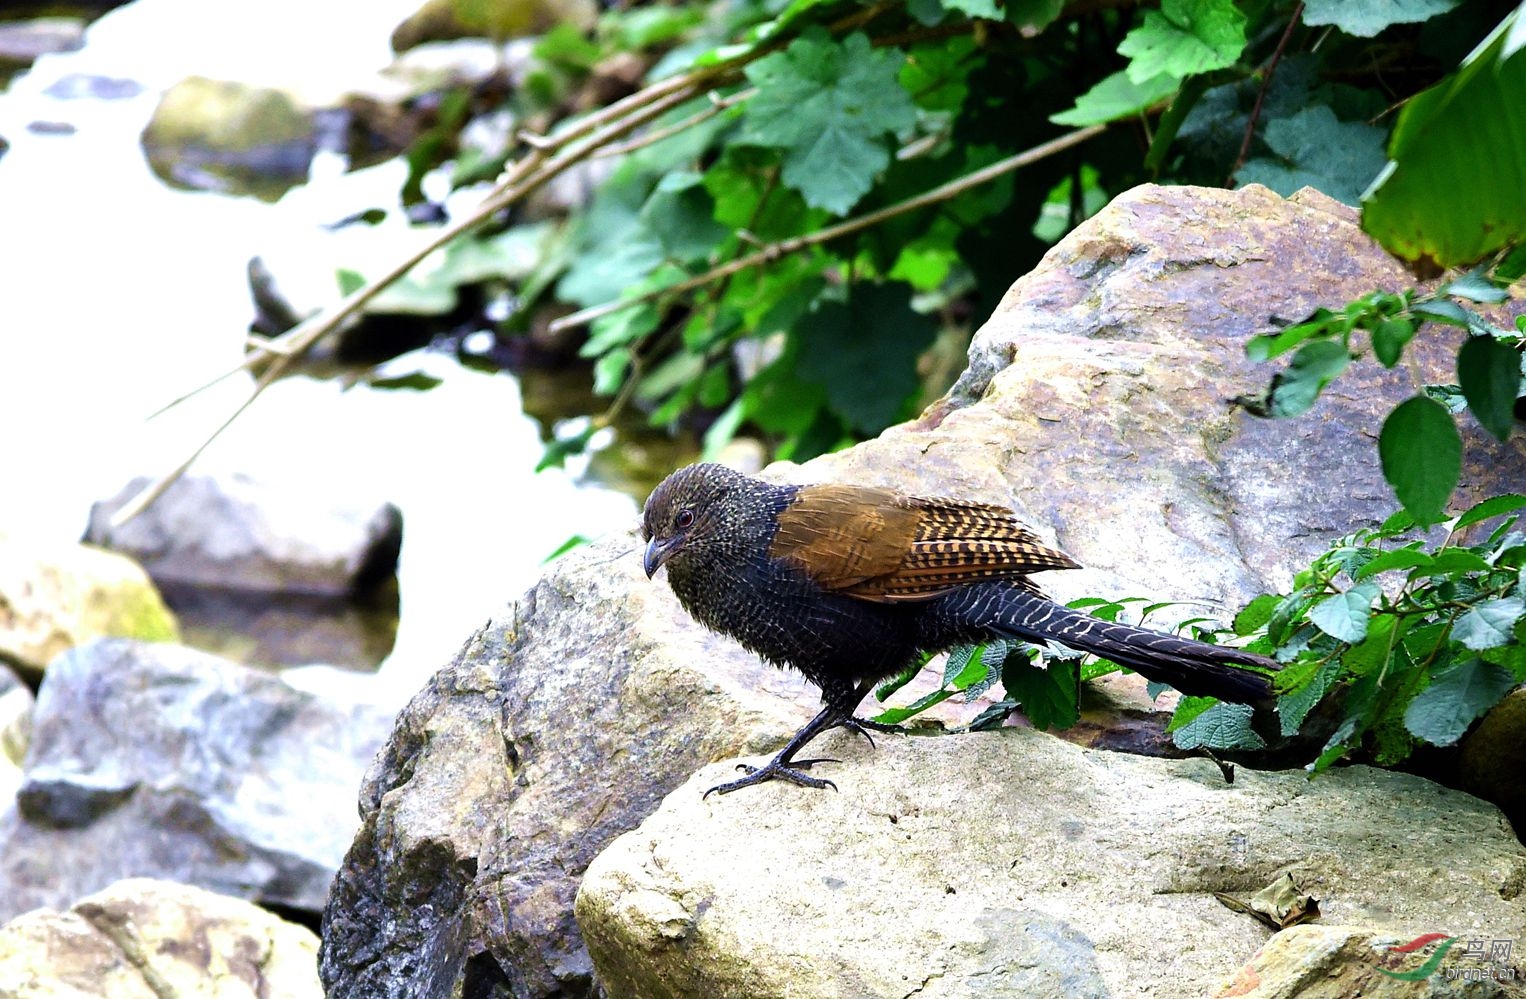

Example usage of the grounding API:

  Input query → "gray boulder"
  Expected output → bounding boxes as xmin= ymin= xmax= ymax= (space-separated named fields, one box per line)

xmin=576 ymin=728 xmax=1526 ymax=998
xmin=0 ymin=639 xmax=395 ymax=921
xmin=85 ymin=471 xmax=402 ymax=599
xmin=0 ymin=877 xmax=322 ymax=998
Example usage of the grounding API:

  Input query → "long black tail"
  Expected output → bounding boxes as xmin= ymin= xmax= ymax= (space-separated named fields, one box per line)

xmin=945 ymin=585 xmax=1278 ymax=707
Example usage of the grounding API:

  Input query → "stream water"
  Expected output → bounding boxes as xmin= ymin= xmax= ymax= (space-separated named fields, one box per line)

xmin=0 ymin=0 xmax=670 ymax=704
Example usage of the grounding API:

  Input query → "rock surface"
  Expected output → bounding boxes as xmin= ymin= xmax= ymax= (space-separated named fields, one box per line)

xmin=85 ymin=472 xmax=402 ymax=599
xmin=577 ymin=729 xmax=1526 ymax=999
xmin=1217 ymin=923 xmax=1526 ymax=998
xmin=319 ymin=183 xmax=1526 ymax=997
xmin=0 ymin=640 xmax=395 ymax=922
xmin=0 ymin=534 xmax=179 ymax=680
xmin=139 ymin=76 xmax=316 ymax=199
xmin=0 ymin=878 xmax=322 ymax=998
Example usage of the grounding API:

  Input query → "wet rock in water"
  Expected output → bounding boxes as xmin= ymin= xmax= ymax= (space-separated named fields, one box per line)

xmin=0 ymin=533 xmax=179 ymax=681
xmin=0 ymin=18 xmax=86 ymax=64
xmin=44 ymin=74 xmax=144 ymax=101
xmin=0 ymin=639 xmax=395 ymax=922
xmin=0 ymin=878 xmax=322 ymax=998
xmin=577 ymin=732 xmax=1526 ymax=999
xmin=140 ymin=76 xmax=316 ymax=200
xmin=85 ymin=472 xmax=402 ymax=600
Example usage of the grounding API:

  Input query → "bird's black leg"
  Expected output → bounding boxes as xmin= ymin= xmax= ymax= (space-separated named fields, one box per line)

xmin=703 ymin=703 xmax=848 ymax=796
xmin=704 ymin=679 xmax=903 ymax=796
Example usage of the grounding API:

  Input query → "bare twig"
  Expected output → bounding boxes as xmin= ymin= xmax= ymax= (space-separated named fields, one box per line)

xmin=1227 ymin=2 xmax=1303 ymax=186
xmin=549 ymin=123 xmax=1109 ymax=334
xmin=593 ymin=88 xmax=756 ymax=160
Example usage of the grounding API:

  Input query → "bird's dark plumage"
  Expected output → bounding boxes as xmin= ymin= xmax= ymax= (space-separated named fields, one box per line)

xmin=641 ymin=463 xmax=1278 ymax=794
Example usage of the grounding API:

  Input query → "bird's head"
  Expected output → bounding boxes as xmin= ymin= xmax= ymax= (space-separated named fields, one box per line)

xmin=640 ymin=463 xmax=750 ymax=579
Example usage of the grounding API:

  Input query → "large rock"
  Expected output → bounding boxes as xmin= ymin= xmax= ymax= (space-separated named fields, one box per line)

xmin=0 ymin=640 xmax=395 ymax=922
xmin=0 ymin=534 xmax=179 ymax=681
xmin=319 ymin=544 xmax=826 ymax=998
xmin=0 ymin=878 xmax=322 ymax=998
xmin=319 ymin=184 xmax=1526 ymax=997
xmin=576 ymin=730 xmax=1526 ymax=998
xmin=86 ymin=471 xmax=402 ymax=599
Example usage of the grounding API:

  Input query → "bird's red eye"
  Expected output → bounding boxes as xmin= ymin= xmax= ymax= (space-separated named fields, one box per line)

xmin=676 ymin=509 xmax=695 ymax=529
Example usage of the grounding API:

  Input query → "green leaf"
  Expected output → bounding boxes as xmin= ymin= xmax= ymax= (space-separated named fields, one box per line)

xmin=742 ymin=29 xmax=918 ymax=215
xmin=1457 ymin=335 xmax=1522 ymax=442
xmin=1309 ymin=581 xmax=1381 ymax=643
xmin=1301 ymin=0 xmax=1461 ymax=37
xmin=1001 ymin=652 xmax=1080 ymax=731
xmin=1454 ymin=493 xmax=1526 ymax=531
xmin=1050 ymin=70 xmax=1179 ymax=126
xmin=1362 ymin=13 xmax=1526 ymax=266
xmin=1171 ymin=702 xmax=1267 ymax=751
xmin=1371 ymin=318 xmax=1416 ymax=368
xmin=1166 ymin=694 xmax=1217 ymax=732
xmin=1277 ymin=658 xmax=1341 ymax=738
xmin=1453 ymin=597 xmax=1525 ymax=651
xmin=1413 ymin=548 xmax=1492 ymax=576
xmin=1245 ymin=312 xmax=1335 ymax=362
xmin=940 ymin=0 xmax=1001 ymax=20
xmin=1379 ymin=396 xmax=1462 ymax=525
xmin=1443 ymin=270 xmax=1511 ymax=304
xmin=1232 ymin=594 xmax=1281 ymax=636
xmin=1117 ymin=0 xmax=1247 ymax=84
xmin=873 ymin=686 xmax=958 ymax=724
xmin=336 ymin=267 xmax=366 ymax=295
xmin=1353 ymin=547 xmax=1433 ymax=580
xmin=1403 ymin=657 xmax=1517 ymax=746
xmin=795 ymin=283 xmax=939 ymax=434
xmin=1238 ymin=106 xmax=1389 ymax=207
xmin=639 ymin=171 xmax=731 ymax=262
xmin=1270 ymin=339 xmax=1352 ymax=417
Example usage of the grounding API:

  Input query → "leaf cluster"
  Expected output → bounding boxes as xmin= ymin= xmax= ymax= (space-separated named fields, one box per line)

xmin=1242 ymin=261 xmax=1526 ymax=523
xmin=337 ymin=0 xmax=1522 ymax=470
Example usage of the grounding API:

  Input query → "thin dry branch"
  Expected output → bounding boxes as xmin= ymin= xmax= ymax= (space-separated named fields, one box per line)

xmin=548 ymin=123 xmax=1109 ymax=335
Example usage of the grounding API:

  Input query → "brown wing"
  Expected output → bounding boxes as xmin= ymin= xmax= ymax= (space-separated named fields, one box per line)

xmin=769 ymin=483 xmax=1079 ymax=603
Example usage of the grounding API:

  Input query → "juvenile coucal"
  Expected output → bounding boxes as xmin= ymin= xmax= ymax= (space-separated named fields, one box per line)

xmin=641 ymin=463 xmax=1277 ymax=795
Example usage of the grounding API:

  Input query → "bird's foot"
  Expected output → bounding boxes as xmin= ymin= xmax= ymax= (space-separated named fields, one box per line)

xmin=703 ymin=758 xmax=838 ymax=797
xmin=830 ymin=714 xmax=907 ymax=747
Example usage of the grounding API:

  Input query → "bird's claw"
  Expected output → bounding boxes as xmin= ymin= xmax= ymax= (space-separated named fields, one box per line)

xmin=704 ymin=759 xmax=839 ymax=797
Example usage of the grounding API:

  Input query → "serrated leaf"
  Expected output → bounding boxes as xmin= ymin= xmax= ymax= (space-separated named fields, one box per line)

xmin=1443 ymin=270 xmax=1511 ymax=304
xmin=1457 ymin=335 xmax=1522 ymax=442
xmin=1238 ymin=106 xmax=1389 ymax=207
xmin=1403 ymin=657 xmax=1516 ymax=746
xmin=1277 ymin=658 xmax=1341 ymax=737
xmin=1001 ymin=652 xmax=1080 ymax=731
xmin=1455 ymin=493 xmax=1526 ymax=531
xmin=1117 ymin=0 xmax=1247 ymax=84
xmin=1354 ymin=547 xmax=1433 ymax=580
xmin=1232 ymin=594 xmax=1281 ymax=636
xmin=1380 ymin=396 xmax=1462 ymax=525
xmin=1301 ymin=0 xmax=1460 ymax=37
xmin=1050 ymin=70 xmax=1178 ymax=126
xmin=742 ymin=29 xmax=917 ymax=215
xmin=1309 ymin=581 xmax=1381 ymax=643
xmin=1453 ymin=597 xmax=1525 ymax=650
xmin=1171 ymin=702 xmax=1266 ymax=751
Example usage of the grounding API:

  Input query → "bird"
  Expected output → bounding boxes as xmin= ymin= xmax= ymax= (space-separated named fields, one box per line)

xmin=640 ymin=462 xmax=1278 ymax=795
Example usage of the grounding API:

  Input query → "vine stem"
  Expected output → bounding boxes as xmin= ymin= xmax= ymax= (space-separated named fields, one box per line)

xmin=1227 ymin=2 xmax=1302 ymax=186
xmin=549 ymin=122 xmax=1109 ymax=334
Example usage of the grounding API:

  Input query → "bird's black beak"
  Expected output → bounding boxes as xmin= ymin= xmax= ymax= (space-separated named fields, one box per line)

xmin=643 ymin=537 xmax=672 ymax=579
